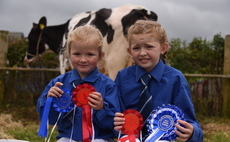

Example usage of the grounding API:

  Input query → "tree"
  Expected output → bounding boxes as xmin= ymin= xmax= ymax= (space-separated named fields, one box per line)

xmin=210 ymin=33 xmax=224 ymax=74
xmin=167 ymin=34 xmax=225 ymax=117
xmin=167 ymin=34 xmax=224 ymax=74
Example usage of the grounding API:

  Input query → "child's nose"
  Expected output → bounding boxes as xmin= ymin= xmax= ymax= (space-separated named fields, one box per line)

xmin=80 ymin=55 xmax=87 ymax=62
xmin=140 ymin=48 xmax=147 ymax=55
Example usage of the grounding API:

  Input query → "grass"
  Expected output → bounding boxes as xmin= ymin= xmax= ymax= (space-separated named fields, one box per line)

xmin=0 ymin=106 xmax=57 ymax=141
xmin=197 ymin=115 xmax=230 ymax=141
xmin=0 ymin=107 xmax=230 ymax=142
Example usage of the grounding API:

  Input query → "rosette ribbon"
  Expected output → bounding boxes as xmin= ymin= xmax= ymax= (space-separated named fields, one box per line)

xmin=72 ymin=83 xmax=96 ymax=142
xmin=145 ymin=104 xmax=185 ymax=142
xmin=38 ymin=89 xmax=73 ymax=138
xmin=117 ymin=109 xmax=143 ymax=142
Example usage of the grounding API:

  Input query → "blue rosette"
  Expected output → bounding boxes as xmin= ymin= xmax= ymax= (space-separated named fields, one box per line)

xmin=38 ymin=88 xmax=73 ymax=138
xmin=53 ymin=88 xmax=74 ymax=113
xmin=145 ymin=104 xmax=185 ymax=142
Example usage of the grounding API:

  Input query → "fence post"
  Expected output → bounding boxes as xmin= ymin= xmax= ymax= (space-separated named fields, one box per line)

xmin=222 ymin=35 xmax=230 ymax=118
xmin=0 ymin=31 xmax=9 ymax=108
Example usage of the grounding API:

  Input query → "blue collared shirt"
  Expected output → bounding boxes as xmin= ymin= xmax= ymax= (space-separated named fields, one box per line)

xmin=115 ymin=60 xmax=203 ymax=142
xmin=37 ymin=68 xmax=120 ymax=140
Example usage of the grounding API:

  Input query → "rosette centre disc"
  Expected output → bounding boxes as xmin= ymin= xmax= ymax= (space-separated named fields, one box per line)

xmin=77 ymin=88 xmax=92 ymax=105
xmin=56 ymin=93 xmax=71 ymax=109
xmin=124 ymin=113 xmax=140 ymax=131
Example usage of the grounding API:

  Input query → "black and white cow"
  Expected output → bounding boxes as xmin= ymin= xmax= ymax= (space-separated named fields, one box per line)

xmin=25 ymin=4 xmax=157 ymax=80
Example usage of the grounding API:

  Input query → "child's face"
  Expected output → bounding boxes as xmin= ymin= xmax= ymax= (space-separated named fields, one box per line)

xmin=69 ymin=40 xmax=102 ymax=79
xmin=128 ymin=33 xmax=168 ymax=72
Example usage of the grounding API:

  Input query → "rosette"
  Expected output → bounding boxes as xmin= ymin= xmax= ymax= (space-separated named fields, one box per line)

xmin=145 ymin=104 xmax=185 ymax=142
xmin=38 ymin=88 xmax=73 ymax=138
xmin=72 ymin=83 xmax=96 ymax=106
xmin=118 ymin=109 xmax=143 ymax=142
xmin=72 ymin=83 xmax=96 ymax=142
xmin=53 ymin=89 xmax=74 ymax=113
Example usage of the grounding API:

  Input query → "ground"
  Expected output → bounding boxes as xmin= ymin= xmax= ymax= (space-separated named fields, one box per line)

xmin=0 ymin=107 xmax=230 ymax=141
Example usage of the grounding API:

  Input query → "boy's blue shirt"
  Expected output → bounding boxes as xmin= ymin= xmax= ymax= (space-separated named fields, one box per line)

xmin=115 ymin=59 xmax=203 ymax=142
xmin=37 ymin=67 xmax=120 ymax=140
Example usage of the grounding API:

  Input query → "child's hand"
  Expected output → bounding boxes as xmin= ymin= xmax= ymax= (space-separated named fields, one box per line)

xmin=47 ymin=82 xmax=64 ymax=98
xmin=114 ymin=112 xmax=125 ymax=132
xmin=88 ymin=92 xmax=104 ymax=110
xmin=174 ymin=120 xmax=194 ymax=142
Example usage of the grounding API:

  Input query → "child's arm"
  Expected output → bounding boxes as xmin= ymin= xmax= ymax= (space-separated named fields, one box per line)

xmin=175 ymin=120 xmax=194 ymax=142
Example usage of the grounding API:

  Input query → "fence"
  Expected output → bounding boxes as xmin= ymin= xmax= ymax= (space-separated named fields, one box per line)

xmin=0 ymin=67 xmax=229 ymax=118
xmin=0 ymin=68 xmax=59 ymax=107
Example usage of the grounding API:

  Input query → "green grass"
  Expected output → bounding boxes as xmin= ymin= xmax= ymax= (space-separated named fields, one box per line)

xmin=197 ymin=115 xmax=230 ymax=142
xmin=1 ymin=107 xmax=230 ymax=142
xmin=210 ymin=133 xmax=230 ymax=142
xmin=5 ymin=123 xmax=58 ymax=142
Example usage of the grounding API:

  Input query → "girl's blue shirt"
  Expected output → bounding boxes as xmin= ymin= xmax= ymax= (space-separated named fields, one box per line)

xmin=115 ymin=59 xmax=203 ymax=142
xmin=37 ymin=67 xmax=120 ymax=140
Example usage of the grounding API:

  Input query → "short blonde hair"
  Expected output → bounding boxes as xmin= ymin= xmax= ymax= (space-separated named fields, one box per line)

xmin=127 ymin=20 xmax=168 ymax=46
xmin=127 ymin=20 xmax=168 ymax=63
xmin=66 ymin=25 xmax=103 ymax=56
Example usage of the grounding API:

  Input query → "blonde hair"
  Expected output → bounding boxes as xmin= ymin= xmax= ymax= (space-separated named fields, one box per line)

xmin=127 ymin=20 xmax=168 ymax=63
xmin=66 ymin=25 xmax=103 ymax=56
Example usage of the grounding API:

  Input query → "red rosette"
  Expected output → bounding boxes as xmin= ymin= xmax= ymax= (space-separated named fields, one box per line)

xmin=119 ymin=109 xmax=143 ymax=142
xmin=72 ymin=83 xmax=96 ymax=142
xmin=72 ymin=83 xmax=96 ymax=106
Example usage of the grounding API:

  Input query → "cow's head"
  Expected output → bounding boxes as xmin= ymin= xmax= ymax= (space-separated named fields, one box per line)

xmin=121 ymin=6 xmax=158 ymax=36
xmin=24 ymin=17 xmax=47 ymax=63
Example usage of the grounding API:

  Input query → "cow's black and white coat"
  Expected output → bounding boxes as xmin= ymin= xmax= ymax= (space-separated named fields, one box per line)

xmin=25 ymin=4 xmax=157 ymax=80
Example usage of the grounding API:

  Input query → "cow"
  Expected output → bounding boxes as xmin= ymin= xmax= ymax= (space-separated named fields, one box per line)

xmin=24 ymin=4 xmax=157 ymax=80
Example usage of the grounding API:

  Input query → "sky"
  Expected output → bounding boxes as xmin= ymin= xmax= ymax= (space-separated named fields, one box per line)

xmin=0 ymin=0 xmax=229 ymax=43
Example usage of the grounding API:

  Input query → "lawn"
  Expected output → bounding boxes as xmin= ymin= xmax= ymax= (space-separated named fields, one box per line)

xmin=0 ymin=107 xmax=230 ymax=142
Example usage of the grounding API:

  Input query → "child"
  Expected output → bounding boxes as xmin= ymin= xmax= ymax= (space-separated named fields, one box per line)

xmin=114 ymin=20 xmax=203 ymax=142
xmin=37 ymin=25 xmax=120 ymax=142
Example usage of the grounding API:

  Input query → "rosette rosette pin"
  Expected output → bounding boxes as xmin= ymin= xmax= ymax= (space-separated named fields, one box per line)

xmin=145 ymin=104 xmax=185 ymax=142
xmin=53 ymin=89 xmax=74 ymax=113
xmin=117 ymin=109 xmax=143 ymax=142
xmin=38 ymin=88 xmax=73 ymax=140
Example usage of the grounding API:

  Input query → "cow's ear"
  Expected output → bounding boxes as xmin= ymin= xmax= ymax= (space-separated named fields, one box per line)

xmin=32 ymin=23 xmax=36 ymax=28
xmin=38 ymin=16 xmax=47 ymax=30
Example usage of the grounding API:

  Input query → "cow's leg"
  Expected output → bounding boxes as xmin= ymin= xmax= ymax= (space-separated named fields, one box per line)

xmin=59 ymin=54 xmax=66 ymax=74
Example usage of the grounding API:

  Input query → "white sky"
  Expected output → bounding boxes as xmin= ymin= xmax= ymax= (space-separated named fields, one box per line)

xmin=0 ymin=0 xmax=229 ymax=42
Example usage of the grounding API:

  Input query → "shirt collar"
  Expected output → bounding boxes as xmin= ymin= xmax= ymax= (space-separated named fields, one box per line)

xmin=69 ymin=67 xmax=100 ymax=84
xmin=136 ymin=59 xmax=165 ymax=82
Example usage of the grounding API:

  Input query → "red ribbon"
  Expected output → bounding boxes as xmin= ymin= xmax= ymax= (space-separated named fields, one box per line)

xmin=118 ymin=109 xmax=143 ymax=142
xmin=72 ymin=83 xmax=96 ymax=142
